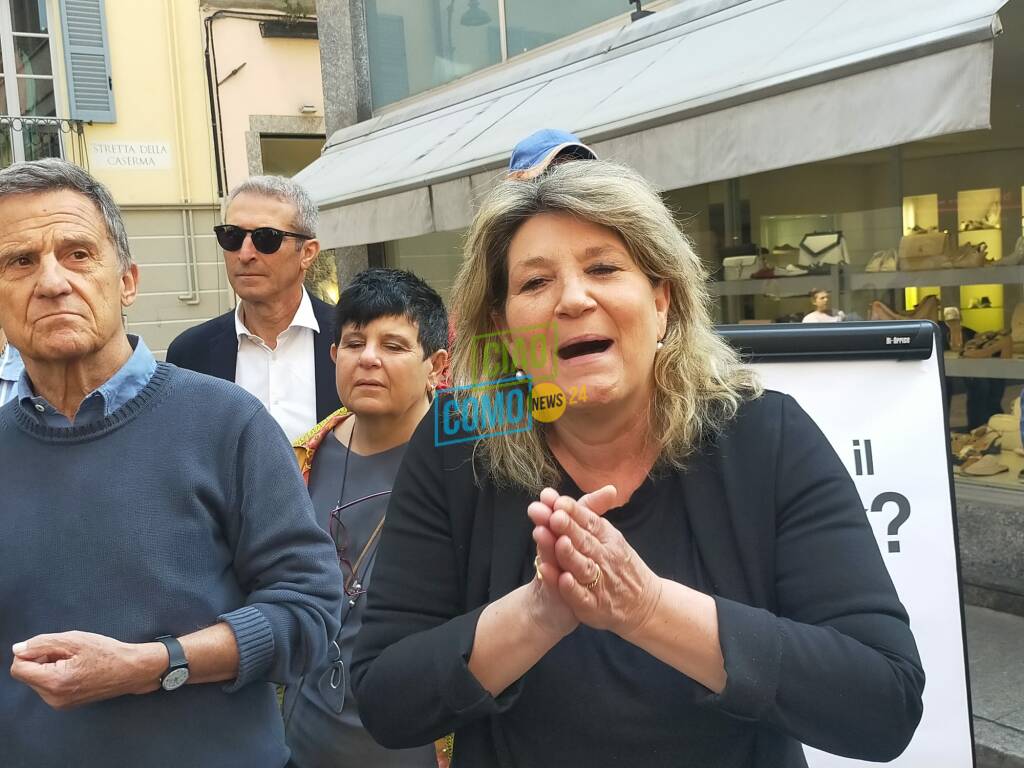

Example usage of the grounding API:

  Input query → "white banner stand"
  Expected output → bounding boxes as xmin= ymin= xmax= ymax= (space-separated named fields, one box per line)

xmin=720 ymin=321 xmax=974 ymax=768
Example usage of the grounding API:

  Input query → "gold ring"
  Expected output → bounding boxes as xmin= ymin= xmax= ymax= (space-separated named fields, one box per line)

xmin=534 ymin=555 xmax=543 ymax=582
xmin=583 ymin=566 xmax=602 ymax=591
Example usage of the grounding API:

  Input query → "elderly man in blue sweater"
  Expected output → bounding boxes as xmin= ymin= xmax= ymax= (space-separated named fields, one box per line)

xmin=0 ymin=159 xmax=343 ymax=767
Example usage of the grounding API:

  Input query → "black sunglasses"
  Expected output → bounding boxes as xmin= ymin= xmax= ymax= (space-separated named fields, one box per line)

xmin=214 ymin=224 xmax=313 ymax=254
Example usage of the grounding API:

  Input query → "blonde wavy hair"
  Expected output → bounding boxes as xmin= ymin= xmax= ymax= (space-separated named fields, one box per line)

xmin=450 ymin=159 xmax=761 ymax=490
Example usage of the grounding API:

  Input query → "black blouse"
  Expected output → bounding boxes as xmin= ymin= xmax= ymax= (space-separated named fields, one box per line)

xmin=351 ymin=392 xmax=925 ymax=767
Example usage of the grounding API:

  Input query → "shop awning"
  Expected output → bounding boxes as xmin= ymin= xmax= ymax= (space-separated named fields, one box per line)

xmin=296 ymin=0 xmax=1008 ymax=248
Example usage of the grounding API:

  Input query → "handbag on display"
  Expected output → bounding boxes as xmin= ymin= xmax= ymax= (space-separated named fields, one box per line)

xmin=798 ymin=231 xmax=848 ymax=267
xmin=722 ymin=254 xmax=759 ymax=280
xmin=898 ymin=230 xmax=952 ymax=271
xmin=720 ymin=243 xmax=762 ymax=281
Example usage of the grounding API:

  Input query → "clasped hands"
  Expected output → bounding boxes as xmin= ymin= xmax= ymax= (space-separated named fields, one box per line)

xmin=527 ymin=485 xmax=663 ymax=641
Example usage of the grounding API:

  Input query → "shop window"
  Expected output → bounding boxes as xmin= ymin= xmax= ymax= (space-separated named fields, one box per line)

xmin=366 ymin=0 xmax=501 ymax=109
xmin=366 ymin=0 xmax=645 ymax=109
xmin=504 ymin=0 xmax=626 ymax=57
xmin=384 ymin=230 xmax=468 ymax=305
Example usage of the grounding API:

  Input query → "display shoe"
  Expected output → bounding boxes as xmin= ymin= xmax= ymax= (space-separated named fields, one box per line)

xmin=962 ymin=454 xmax=1009 ymax=476
xmin=962 ymin=330 xmax=1012 ymax=359
xmin=959 ymin=220 xmax=990 ymax=232
xmin=970 ymin=429 xmax=1002 ymax=455
xmin=955 ymin=454 xmax=981 ymax=473
xmin=953 ymin=445 xmax=980 ymax=465
xmin=1001 ymin=235 xmax=1024 ymax=266
xmin=1018 ymin=468 xmax=1024 ymax=484
xmin=911 ymin=294 xmax=940 ymax=320
xmin=952 ymin=243 xmax=987 ymax=269
xmin=865 ymin=250 xmax=898 ymax=272
xmin=950 ymin=432 xmax=973 ymax=455
xmin=751 ymin=266 xmax=775 ymax=279
xmin=777 ymin=264 xmax=809 ymax=277
xmin=1012 ymin=304 xmax=1024 ymax=343
xmin=870 ymin=297 xmax=939 ymax=321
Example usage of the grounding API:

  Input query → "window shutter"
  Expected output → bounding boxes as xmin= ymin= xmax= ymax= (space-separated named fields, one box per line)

xmin=59 ymin=0 xmax=116 ymax=123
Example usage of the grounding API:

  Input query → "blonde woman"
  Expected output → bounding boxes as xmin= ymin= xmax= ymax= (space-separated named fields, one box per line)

xmin=352 ymin=161 xmax=923 ymax=766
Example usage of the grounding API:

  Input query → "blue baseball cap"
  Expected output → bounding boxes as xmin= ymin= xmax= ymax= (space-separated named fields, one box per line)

xmin=508 ymin=129 xmax=597 ymax=180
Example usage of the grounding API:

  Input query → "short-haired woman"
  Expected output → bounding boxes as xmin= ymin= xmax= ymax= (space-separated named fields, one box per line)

xmin=284 ymin=268 xmax=448 ymax=768
xmin=352 ymin=162 xmax=924 ymax=766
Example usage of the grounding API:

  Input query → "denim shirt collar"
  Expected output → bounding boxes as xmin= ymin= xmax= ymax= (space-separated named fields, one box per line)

xmin=17 ymin=335 xmax=157 ymax=427
xmin=0 ymin=344 xmax=25 ymax=405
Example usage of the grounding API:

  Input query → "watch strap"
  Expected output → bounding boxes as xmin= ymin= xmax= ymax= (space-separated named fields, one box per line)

xmin=155 ymin=635 xmax=188 ymax=674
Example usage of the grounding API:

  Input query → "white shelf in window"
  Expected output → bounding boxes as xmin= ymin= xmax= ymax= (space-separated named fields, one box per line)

xmin=944 ymin=353 xmax=1024 ymax=379
xmin=848 ymin=265 xmax=1024 ymax=291
xmin=711 ymin=274 xmax=837 ymax=297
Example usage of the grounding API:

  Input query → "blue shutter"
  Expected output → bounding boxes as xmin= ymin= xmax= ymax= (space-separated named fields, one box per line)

xmin=59 ymin=0 xmax=116 ymax=123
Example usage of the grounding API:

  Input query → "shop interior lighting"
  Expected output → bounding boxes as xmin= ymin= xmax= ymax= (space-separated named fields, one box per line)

xmin=461 ymin=0 xmax=491 ymax=27
xmin=629 ymin=0 xmax=654 ymax=22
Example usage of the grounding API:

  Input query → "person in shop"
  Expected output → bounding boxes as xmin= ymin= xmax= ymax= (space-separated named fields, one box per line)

xmin=350 ymin=159 xmax=924 ymax=767
xmin=0 ymin=159 xmax=342 ymax=768
xmin=801 ymin=288 xmax=844 ymax=323
xmin=284 ymin=268 xmax=449 ymax=768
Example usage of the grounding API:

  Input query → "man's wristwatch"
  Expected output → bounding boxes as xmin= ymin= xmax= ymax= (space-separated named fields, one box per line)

xmin=155 ymin=635 xmax=190 ymax=691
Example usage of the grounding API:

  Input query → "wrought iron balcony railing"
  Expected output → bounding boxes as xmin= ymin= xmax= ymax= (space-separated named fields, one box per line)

xmin=0 ymin=115 xmax=89 ymax=170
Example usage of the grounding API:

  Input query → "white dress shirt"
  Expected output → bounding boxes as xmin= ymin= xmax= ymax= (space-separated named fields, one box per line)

xmin=235 ymin=288 xmax=319 ymax=442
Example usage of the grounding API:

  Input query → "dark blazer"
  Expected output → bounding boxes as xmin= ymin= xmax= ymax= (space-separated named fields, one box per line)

xmin=166 ymin=293 xmax=342 ymax=424
xmin=351 ymin=391 xmax=925 ymax=767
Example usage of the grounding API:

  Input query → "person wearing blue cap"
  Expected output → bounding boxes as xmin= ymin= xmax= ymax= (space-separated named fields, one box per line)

xmin=508 ymin=128 xmax=596 ymax=179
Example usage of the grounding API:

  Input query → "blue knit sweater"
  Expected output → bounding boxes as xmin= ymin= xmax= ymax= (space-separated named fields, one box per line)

xmin=0 ymin=363 xmax=343 ymax=768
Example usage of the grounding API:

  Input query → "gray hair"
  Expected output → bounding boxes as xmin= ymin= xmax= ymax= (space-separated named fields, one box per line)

xmin=0 ymin=158 xmax=132 ymax=273
xmin=226 ymin=175 xmax=318 ymax=238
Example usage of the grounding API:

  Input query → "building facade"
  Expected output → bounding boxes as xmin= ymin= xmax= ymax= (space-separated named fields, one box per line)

xmin=305 ymin=0 xmax=1024 ymax=500
xmin=0 ymin=0 xmax=334 ymax=357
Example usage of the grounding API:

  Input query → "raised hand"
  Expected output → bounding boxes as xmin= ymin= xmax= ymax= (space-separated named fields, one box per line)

xmin=525 ymin=487 xmax=579 ymax=639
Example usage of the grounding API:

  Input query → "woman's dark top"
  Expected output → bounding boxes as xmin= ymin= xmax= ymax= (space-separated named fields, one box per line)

xmin=284 ymin=433 xmax=436 ymax=768
xmin=501 ymin=472 xmax=755 ymax=767
xmin=351 ymin=392 xmax=925 ymax=767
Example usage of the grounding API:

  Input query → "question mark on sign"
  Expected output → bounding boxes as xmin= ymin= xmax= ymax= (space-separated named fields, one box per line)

xmin=869 ymin=491 xmax=911 ymax=553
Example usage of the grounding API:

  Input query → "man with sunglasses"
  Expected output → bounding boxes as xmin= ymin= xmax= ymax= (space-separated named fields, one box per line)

xmin=0 ymin=159 xmax=342 ymax=768
xmin=167 ymin=176 xmax=341 ymax=441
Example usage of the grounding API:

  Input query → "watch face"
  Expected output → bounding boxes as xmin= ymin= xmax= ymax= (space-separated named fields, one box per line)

xmin=162 ymin=667 xmax=189 ymax=691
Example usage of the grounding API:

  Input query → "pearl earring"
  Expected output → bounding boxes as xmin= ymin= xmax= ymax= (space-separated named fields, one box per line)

xmin=656 ymin=340 xmax=664 ymax=351
xmin=515 ymin=369 xmax=526 ymax=379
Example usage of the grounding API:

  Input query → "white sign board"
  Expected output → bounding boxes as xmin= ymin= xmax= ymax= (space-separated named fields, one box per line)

xmin=90 ymin=141 xmax=172 ymax=170
xmin=750 ymin=342 xmax=973 ymax=768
